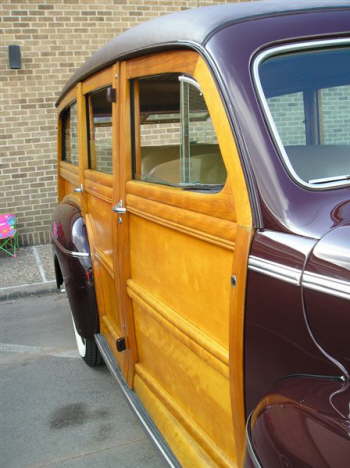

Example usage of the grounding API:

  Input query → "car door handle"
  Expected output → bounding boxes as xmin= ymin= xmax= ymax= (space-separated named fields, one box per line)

xmin=112 ymin=200 xmax=127 ymax=214
xmin=73 ymin=184 xmax=84 ymax=193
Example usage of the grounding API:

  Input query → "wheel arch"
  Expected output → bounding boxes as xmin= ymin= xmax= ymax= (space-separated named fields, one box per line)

xmin=51 ymin=200 xmax=100 ymax=339
xmin=245 ymin=374 xmax=350 ymax=467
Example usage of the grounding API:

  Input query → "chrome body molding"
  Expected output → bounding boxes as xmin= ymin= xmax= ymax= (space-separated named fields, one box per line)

xmin=52 ymin=235 xmax=90 ymax=258
xmin=249 ymin=256 xmax=350 ymax=300
xmin=94 ymin=334 xmax=181 ymax=468
xmin=245 ymin=412 xmax=263 ymax=468
xmin=302 ymin=271 xmax=350 ymax=301
xmin=248 ymin=256 xmax=302 ymax=286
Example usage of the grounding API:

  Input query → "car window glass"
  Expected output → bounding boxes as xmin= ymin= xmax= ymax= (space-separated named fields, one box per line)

xmin=258 ymin=46 xmax=350 ymax=186
xmin=87 ymin=87 xmax=113 ymax=174
xmin=61 ymin=101 xmax=78 ymax=166
xmin=320 ymin=84 xmax=350 ymax=145
xmin=267 ymin=92 xmax=306 ymax=146
xmin=132 ymin=73 xmax=226 ymax=191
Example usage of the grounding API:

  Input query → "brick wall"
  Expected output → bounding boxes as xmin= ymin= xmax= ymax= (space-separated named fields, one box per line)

xmin=268 ymin=86 xmax=350 ymax=148
xmin=0 ymin=0 xmax=252 ymax=245
xmin=0 ymin=0 xmax=245 ymax=246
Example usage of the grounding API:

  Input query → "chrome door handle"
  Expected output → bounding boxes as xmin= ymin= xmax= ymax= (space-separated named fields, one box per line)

xmin=112 ymin=200 xmax=127 ymax=214
xmin=73 ymin=184 xmax=84 ymax=193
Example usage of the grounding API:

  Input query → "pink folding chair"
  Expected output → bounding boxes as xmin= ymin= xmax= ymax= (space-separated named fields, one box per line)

xmin=0 ymin=214 xmax=19 ymax=257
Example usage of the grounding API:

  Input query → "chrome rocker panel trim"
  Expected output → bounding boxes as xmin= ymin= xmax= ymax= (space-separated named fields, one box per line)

xmin=248 ymin=256 xmax=301 ymax=286
xmin=94 ymin=334 xmax=181 ymax=468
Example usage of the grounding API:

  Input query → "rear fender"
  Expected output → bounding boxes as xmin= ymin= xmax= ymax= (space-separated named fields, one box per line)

xmin=51 ymin=201 xmax=99 ymax=338
xmin=246 ymin=375 xmax=350 ymax=468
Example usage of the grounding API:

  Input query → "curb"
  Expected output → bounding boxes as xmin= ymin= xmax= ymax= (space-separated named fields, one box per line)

xmin=0 ymin=281 xmax=59 ymax=302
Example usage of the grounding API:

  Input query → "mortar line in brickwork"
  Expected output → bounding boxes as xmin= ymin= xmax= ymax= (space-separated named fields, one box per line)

xmin=32 ymin=246 xmax=48 ymax=283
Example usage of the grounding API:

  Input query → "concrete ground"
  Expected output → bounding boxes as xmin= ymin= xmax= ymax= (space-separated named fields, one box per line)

xmin=0 ymin=244 xmax=57 ymax=300
xmin=0 ymin=293 xmax=167 ymax=468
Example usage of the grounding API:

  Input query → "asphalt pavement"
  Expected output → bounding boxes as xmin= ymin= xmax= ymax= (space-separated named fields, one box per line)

xmin=0 ymin=293 xmax=167 ymax=468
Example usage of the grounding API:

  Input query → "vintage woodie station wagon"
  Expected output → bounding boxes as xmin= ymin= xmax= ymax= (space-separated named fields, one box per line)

xmin=52 ymin=1 xmax=350 ymax=466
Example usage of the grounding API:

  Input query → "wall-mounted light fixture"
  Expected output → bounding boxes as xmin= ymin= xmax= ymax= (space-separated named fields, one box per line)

xmin=8 ymin=45 xmax=22 ymax=69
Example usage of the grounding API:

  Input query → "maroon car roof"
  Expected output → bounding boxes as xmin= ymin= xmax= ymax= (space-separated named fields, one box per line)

xmin=56 ymin=0 xmax=350 ymax=105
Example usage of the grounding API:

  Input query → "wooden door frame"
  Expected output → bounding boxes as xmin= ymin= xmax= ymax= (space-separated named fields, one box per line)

xmin=79 ymin=65 xmax=132 ymax=378
xmin=117 ymin=48 xmax=253 ymax=463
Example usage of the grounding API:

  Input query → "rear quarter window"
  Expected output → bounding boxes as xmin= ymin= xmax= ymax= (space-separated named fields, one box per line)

xmin=61 ymin=101 xmax=78 ymax=166
xmin=255 ymin=42 xmax=350 ymax=188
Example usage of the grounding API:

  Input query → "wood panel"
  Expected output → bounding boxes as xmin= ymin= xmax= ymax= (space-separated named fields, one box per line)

xmin=119 ymin=48 xmax=254 ymax=466
xmin=85 ymin=178 xmax=113 ymax=204
xmin=192 ymin=58 xmax=252 ymax=228
xmin=134 ymin=367 xmax=234 ymax=467
xmin=56 ymin=87 xmax=76 ymax=114
xmin=127 ymin=280 xmax=229 ymax=376
xmin=82 ymin=66 xmax=113 ymax=95
xmin=58 ymin=161 xmax=79 ymax=202
xmin=129 ymin=215 xmax=234 ymax=349
xmin=126 ymin=193 xmax=236 ymax=250
xmin=134 ymin=374 xmax=218 ymax=467
xmin=86 ymin=194 xmax=113 ymax=263
xmin=85 ymin=212 xmax=125 ymax=372
xmin=192 ymin=57 xmax=253 ymax=463
xmin=116 ymin=59 xmax=138 ymax=385
xmin=126 ymin=50 xmax=198 ymax=80
xmin=57 ymin=86 xmax=81 ymax=204
xmin=132 ymin=298 xmax=235 ymax=467
xmin=77 ymin=82 xmax=88 ymax=215
xmin=126 ymin=180 xmax=236 ymax=222
xmin=229 ymin=226 xmax=253 ymax=466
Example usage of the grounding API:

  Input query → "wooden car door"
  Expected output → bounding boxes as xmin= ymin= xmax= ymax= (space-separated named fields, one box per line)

xmin=80 ymin=66 xmax=128 ymax=376
xmin=117 ymin=50 xmax=253 ymax=467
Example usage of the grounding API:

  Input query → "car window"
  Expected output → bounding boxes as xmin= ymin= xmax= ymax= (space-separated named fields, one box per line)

xmin=257 ymin=45 xmax=350 ymax=187
xmin=86 ymin=87 xmax=113 ymax=174
xmin=131 ymin=73 xmax=226 ymax=191
xmin=61 ymin=101 xmax=78 ymax=166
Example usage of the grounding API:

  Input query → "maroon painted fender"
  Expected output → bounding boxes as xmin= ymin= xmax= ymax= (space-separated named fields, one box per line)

xmin=244 ymin=227 xmax=350 ymax=467
xmin=51 ymin=200 xmax=99 ymax=338
xmin=303 ymin=222 xmax=350 ymax=377
xmin=246 ymin=375 xmax=350 ymax=468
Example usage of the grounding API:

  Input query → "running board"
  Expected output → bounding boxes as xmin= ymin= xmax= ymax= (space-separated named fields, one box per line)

xmin=94 ymin=334 xmax=181 ymax=468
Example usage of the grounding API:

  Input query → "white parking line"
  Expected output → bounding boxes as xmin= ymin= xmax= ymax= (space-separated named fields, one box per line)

xmin=0 ymin=280 xmax=56 ymax=291
xmin=32 ymin=246 xmax=48 ymax=282
xmin=0 ymin=343 xmax=78 ymax=359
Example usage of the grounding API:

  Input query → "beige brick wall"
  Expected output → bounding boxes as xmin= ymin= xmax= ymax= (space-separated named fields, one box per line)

xmin=0 ymin=0 xmax=244 ymax=246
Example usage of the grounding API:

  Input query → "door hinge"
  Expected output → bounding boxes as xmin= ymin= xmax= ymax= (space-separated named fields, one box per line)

xmin=116 ymin=337 xmax=126 ymax=352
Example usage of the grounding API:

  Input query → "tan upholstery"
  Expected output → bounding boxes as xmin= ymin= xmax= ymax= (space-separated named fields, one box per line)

xmin=141 ymin=144 xmax=226 ymax=185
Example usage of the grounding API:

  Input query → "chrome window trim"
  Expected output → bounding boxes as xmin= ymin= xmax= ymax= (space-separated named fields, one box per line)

xmin=178 ymin=74 xmax=201 ymax=91
xmin=249 ymin=256 xmax=301 ymax=286
xmin=252 ymin=38 xmax=350 ymax=190
xmin=302 ymin=270 xmax=350 ymax=300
